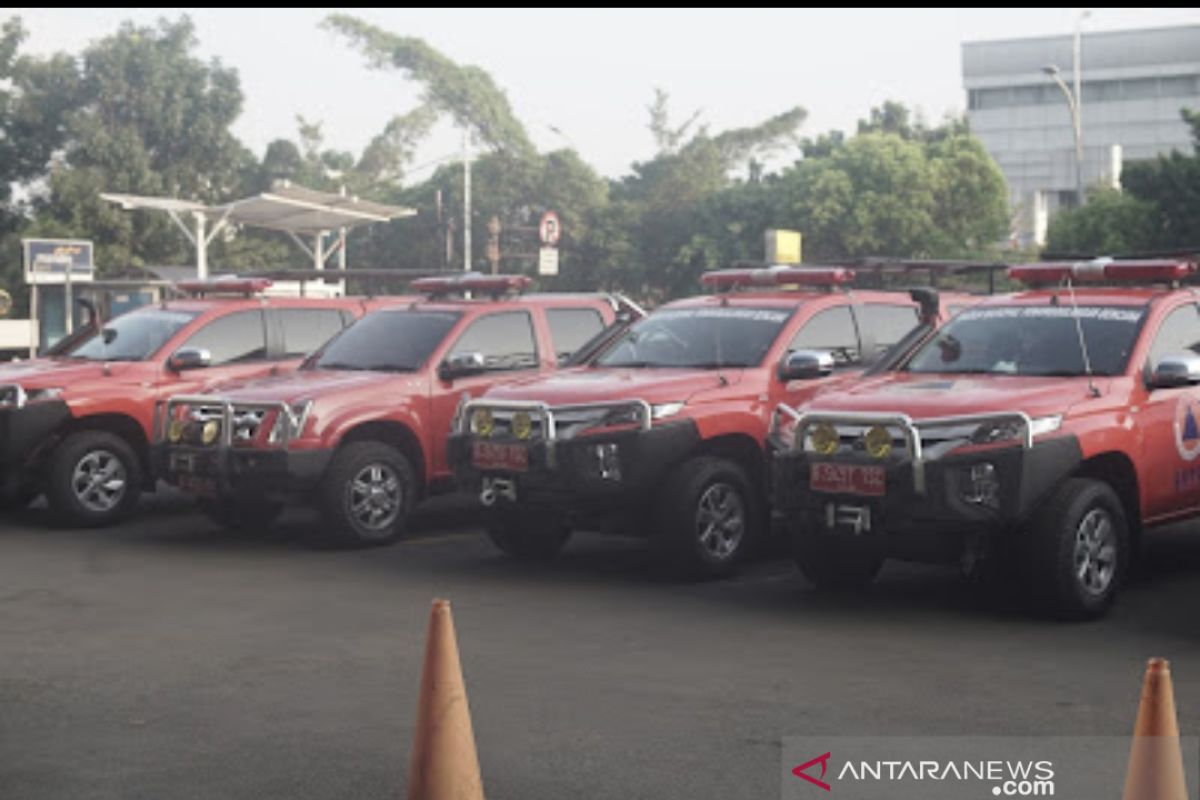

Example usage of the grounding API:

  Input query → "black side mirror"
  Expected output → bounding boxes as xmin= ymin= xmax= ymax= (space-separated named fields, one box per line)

xmin=778 ymin=350 xmax=834 ymax=382
xmin=439 ymin=351 xmax=486 ymax=381
xmin=1150 ymin=353 xmax=1200 ymax=389
xmin=167 ymin=347 xmax=212 ymax=372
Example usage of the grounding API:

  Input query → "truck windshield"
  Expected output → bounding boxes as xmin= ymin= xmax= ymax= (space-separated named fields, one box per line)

xmin=906 ymin=305 xmax=1145 ymax=377
xmin=68 ymin=309 xmax=199 ymax=361
xmin=595 ymin=306 xmax=792 ymax=369
xmin=311 ymin=309 xmax=462 ymax=372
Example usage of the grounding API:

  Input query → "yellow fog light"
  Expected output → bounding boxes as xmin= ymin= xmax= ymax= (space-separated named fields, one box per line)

xmin=472 ymin=408 xmax=494 ymax=438
xmin=168 ymin=418 xmax=184 ymax=444
xmin=864 ymin=425 xmax=892 ymax=459
xmin=511 ymin=411 xmax=532 ymax=440
xmin=811 ymin=422 xmax=839 ymax=455
xmin=201 ymin=419 xmax=220 ymax=445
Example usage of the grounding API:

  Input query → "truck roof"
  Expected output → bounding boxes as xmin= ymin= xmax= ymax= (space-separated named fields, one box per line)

xmin=973 ymin=287 xmax=1172 ymax=308
xmin=662 ymin=288 xmax=935 ymax=310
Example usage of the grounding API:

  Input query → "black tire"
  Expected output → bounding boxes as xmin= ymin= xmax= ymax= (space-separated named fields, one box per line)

xmin=318 ymin=441 xmax=415 ymax=547
xmin=485 ymin=514 xmax=572 ymax=560
xmin=653 ymin=455 xmax=760 ymax=579
xmin=45 ymin=430 xmax=142 ymax=527
xmin=199 ymin=497 xmax=283 ymax=532
xmin=1025 ymin=477 xmax=1128 ymax=621
xmin=792 ymin=527 xmax=884 ymax=591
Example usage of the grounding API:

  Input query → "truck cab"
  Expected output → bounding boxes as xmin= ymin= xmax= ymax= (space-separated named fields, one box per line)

xmin=449 ymin=265 xmax=967 ymax=577
xmin=160 ymin=274 xmax=636 ymax=545
xmin=0 ymin=279 xmax=371 ymax=526
xmin=770 ymin=258 xmax=1200 ymax=619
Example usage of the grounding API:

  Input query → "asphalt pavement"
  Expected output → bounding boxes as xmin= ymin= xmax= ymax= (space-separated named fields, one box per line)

xmin=2 ymin=491 xmax=1199 ymax=799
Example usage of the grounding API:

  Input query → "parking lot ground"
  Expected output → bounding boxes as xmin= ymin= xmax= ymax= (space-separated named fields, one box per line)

xmin=3 ymin=491 xmax=1200 ymax=800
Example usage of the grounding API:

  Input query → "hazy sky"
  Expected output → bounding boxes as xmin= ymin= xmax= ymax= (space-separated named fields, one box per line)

xmin=11 ymin=8 xmax=1200 ymax=180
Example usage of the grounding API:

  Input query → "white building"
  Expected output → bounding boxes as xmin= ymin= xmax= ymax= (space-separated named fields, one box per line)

xmin=963 ymin=24 xmax=1200 ymax=247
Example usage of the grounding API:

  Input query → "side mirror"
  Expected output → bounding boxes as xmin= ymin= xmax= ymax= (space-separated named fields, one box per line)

xmin=439 ymin=351 xmax=486 ymax=381
xmin=1150 ymin=353 xmax=1200 ymax=389
xmin=168 ymin=347 xmax=212 ymax=372
xmin=778 ymin=349 xmax=834 ymax=382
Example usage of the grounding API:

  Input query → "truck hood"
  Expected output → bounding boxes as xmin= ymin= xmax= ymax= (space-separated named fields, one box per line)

xmin=0 ymin=358 xmax=137 ymax=390
xmin=805 ymin=372 xmax=1097 ymax=420
xmin=206 ymin=369 xmax=404 ymax=406
xmin=483 ymin=367 xmax=743 ymax=406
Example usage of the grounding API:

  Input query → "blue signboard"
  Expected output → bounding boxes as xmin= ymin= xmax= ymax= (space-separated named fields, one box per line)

xmin=23 ymin=238 xmax=94 ymax=284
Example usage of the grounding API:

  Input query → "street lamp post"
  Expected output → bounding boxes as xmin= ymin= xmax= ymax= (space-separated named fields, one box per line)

xmin=1043 ymin=10 xmax=1091 ymax=208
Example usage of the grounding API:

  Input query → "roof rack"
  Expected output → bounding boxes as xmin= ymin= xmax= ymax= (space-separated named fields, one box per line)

xmin=410 ymin=272 xmax=532 ymax=299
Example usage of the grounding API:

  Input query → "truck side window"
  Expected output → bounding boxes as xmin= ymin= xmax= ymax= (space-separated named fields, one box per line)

xmin=277 ymin=308 xmax=349 ymax=357
xmin=450 ymin=311 xmax=538 ymax=371
xmin=546 ymin=308 xmax=605 ymax=362
xmin=788 ymin=306 xmax=860 ymax=366
xmin=857 ymin=304 xmax=920 ymax=357
xmin=1148 ymin=303 xmax=1200 ymax=370
xmin=181 ymin=310 xmax=268 ymax=365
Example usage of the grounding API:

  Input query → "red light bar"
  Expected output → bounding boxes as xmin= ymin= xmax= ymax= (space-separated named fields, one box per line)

xmin=410 ymin=273 xmax=532 ymax=295
xmin=701 ymin=266 xmax=855 ymax=289
xmin=176 ymin=278 xmax=273 ymax=295
xmin=1009 ymin=259 xmax=1196 ymax=284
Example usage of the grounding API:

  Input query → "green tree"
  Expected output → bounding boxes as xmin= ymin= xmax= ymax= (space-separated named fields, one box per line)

xmin=21 ymin=16 xmax=258 ymax=274
xmin=1045 ymin=189 xmax=1162 ymax=255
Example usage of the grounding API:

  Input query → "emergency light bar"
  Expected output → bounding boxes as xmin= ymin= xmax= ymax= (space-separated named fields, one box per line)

xmin=1009 ymin=259 xmax=1197 ymax=285
xmin=700 ymin=266 xmax=855 ymax=289
xmin=410 ymin=272 xmax=532 ymax=296
xmin=176 ymin=278 xmax=273 ymax=296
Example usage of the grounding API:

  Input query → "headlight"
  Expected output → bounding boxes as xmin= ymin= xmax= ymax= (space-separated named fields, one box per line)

xmin=970 ymin=415 xmax=1062 ymax=445
xmin=201 ymin=419 xmax=221 ymax=445
xmin=0 ymin=386 xmax=63 ymax=408
xmin=864 ymin=425 xmax=892 ymax=459
xmin=26 ymin=387 xmax=64 ymax=403
xmin=511 ymin=411 xmax=533 ymax=440
xmin=168 ymin=418 xmax=185 ymax=444
xmin=651 ymin=402 xmax=685 ymax=420
xmin=472 ymin=408 xmax=495 ymax=438
xmin=810 ymin=422 xmax=839 ymax=455
xmin=267 ymin=401 xmax=313 ymax=445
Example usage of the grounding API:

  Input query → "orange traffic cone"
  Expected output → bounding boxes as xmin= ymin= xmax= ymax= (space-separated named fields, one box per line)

xmin=407 ymin=599 xmax=485 ymax=800
xmin=1121 ymin=658 xmax=1188 ymax=800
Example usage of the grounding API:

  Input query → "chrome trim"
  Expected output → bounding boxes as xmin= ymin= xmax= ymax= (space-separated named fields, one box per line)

xmin=777 ymin=405 xmax=1035 ymax=495
xmin=0 ymin=384 xmax=27 ymax=408
xmin=458 ymin=398 xmax=653 ymax=470
xmin=163 ymin=395 xmax=308 ymax=448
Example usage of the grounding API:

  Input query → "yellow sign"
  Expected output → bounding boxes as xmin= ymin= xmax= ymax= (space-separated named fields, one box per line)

xmin=765 ymin=229 xmax=802 ymax=265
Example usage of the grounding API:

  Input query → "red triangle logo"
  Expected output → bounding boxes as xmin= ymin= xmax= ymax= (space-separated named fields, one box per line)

xmin=792 ymin=752 xmax=832 ymax=791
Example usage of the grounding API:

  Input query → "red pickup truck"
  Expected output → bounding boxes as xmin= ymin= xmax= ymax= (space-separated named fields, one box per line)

xmin=770 ymin=258 xmax=1200 ymax=619
xmin=0 ymin=280 xmax=370 ymax=526
xmin=160 ymin=274 xmax=639 ymax=545
xmin=448 ymin=266 xmax=971 ymax=577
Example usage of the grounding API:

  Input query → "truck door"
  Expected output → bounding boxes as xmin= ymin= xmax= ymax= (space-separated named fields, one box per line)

xmin=1138 ymin=302 xmax=1200 ymax=521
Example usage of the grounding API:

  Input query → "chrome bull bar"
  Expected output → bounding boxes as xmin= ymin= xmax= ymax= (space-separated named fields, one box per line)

xmin=774 ymin=405 xmax=1034 ymax=495
xmin=162 ymin=395 xmax=306 ymax=448
xmin=457 ymin=398 xmax=653 ymax=470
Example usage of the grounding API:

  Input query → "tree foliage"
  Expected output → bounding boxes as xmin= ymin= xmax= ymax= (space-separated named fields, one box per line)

xmin=323 ymin=14 xmax=535 ymax=159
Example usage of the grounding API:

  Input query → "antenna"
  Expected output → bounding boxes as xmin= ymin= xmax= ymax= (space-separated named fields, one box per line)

xmin=1065 ymin=277 xmax=1100 ymax=398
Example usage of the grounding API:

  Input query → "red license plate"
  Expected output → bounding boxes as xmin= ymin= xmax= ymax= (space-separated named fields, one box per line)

xmin=178 ymin=473 xmax=218 ymax=498
xmin=472 ymin=441 xmax=529 ymax=472
xmin=809 ymin=463 xmax=885 ymax=497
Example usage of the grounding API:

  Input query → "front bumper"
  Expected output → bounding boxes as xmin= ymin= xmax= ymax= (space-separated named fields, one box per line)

xmin=448 ymin=420 xmax=701 ymax=524
xmin=158 ymin=442 xmax=332 ymax=500
xmin=770 ymin=409 xmax=1082 ymax=561
xmin=0 ymin=400 xmax=71 ymax=498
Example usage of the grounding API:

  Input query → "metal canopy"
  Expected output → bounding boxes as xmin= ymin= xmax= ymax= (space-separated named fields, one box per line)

xmin=212 ymin=182 xmax=414 ymax=234
xmin=101 ymin=181 xmax=417 ymax=280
